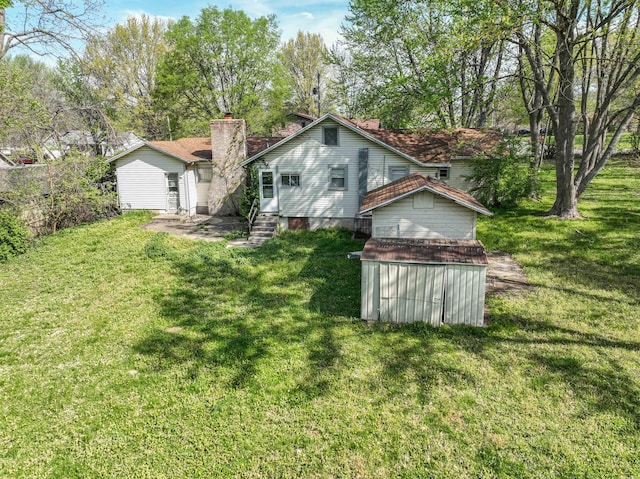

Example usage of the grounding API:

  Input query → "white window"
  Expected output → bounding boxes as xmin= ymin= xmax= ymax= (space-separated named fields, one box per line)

xmin=438 ymin=167 xmax=450 ymax=180
xmin=197 ymin=165 xmax=212 ymax=182
xmin=389 ymin=166 xmax=409 ymax=182
xmin=323 ymin=126 xmax=339 ymax=146
xmin=329 ymin=165 xmax=348 ymax=190
xmin=281 ymin=173 xmax=301 ymax=187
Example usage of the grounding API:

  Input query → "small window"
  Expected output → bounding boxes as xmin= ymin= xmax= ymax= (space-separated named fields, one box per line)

xmin=197 ymin=165 xmax=212 ymax=182
xmin=389 ymin=166 xmax=409 ymax=182
xmin=329 ymin=165 xmax=348 ymax=190
xmin=438 ymin=167 xmax=450 ymax=180
xmin=281 ymin=173 xmax=300 ymax=187
xmin=323 ymin=126 xmax=339 ymax=146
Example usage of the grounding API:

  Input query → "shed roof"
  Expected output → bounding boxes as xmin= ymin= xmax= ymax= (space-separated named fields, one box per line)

xmin=361 ymin=238 xmax=488 ymax=265
xmin=359 ymin=172 xmax=492 ymax=216
xmin=108 ymin=138 xmax=213 ymax=164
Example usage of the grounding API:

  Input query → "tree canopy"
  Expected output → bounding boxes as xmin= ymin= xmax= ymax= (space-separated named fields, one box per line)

xmin=155 ymin=6 xmax=288 ymax=136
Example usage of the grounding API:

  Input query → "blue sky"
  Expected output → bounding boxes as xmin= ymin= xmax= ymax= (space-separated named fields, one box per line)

xmin=107 ymin=0 xmax=349 ymax=46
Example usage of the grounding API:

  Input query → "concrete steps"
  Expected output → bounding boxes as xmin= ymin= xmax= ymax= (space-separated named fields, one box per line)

xmin=247 ymin=214 xmax=278 ymax=245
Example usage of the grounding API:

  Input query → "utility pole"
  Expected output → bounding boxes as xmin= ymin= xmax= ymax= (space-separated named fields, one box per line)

xmin=312 ymin=72 xmax=320 ymax=117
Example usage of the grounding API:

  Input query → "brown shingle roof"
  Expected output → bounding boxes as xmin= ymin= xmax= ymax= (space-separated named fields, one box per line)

xmin=147 ymin=138 xmax=212 ymax=163
xmin=361 ymin=238 xmax=488 ymax=265
xmin=246 ymin=137 xmax=286 ymax=158
xmin=364 ymin=127 xmax=503 ymax=164
xmin=360 ymin=172 xmax=491 ymax=216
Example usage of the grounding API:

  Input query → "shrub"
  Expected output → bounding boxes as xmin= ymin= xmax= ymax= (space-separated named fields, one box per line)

xmin=465 ymin=140 xmax=538 ymax=208
xmin=0 ymin=211 xmax=31 ymax=261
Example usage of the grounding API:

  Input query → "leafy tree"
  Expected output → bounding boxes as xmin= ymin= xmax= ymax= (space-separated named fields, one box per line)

xmin=280 ymin=31 xmax=330 ymax=116
xmin=510 ymin=0 xmax=640 ymax=217
xmin=155 ymin=6 xmax=288 ymax=136
xmin=339 ymin=0 xmax=507 ymax=128
xmin=0 ymin=0 xmax=105 ymax=60
xmin=81 ymin=15 xmax=170 ymax=139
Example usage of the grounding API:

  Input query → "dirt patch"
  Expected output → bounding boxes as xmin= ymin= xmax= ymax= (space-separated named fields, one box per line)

xmin=485 ymin=250 xmax=534 ymax=295
xmin=141 ymin=215 xmax=248 ymax=242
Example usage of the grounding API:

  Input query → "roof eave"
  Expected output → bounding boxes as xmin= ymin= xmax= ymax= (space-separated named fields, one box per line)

xmin=107 ymin=140 xmax=191 ymax=164
xmin=241 ymin=113 xmax=428 ymax=168
xmin=360 ymin=184 xmax=492 ymax=216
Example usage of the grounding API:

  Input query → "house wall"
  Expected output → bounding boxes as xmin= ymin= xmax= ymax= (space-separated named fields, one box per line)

xmin=258 ymin=119 xmax=438 ymax=227
xmin=448 ymin=160 xmax=474 ymax=191
xmin=371 ymin=192 xmax=477 ymax=239
xmin=115 ymin=146 xmax=195 ymax=214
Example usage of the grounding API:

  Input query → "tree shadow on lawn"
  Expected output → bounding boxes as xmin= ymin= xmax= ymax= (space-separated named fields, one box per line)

xmin=133 ymin=230 xmax=362 ymax=398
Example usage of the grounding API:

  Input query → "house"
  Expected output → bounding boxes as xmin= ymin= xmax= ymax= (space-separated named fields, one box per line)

xmin=107 ymin=117 xmax=246 ymax=215
xmin=241 ymin=113 xmax=502 ymax=231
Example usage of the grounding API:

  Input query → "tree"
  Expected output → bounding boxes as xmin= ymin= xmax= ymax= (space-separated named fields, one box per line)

xmin=512 ymin=0 xmax=640 ymax=217
xmin=80 ymin=15 xmax=171 ymax=139
xmin=0 ymin=0 xmax=105 ymax=60
xmin=338 ymin=0 xmax=507 ymax=128
xmin=280 ymin=31 xmax=331 ymax=116
xmin=155 ymin=6 xmax=288 ymax=136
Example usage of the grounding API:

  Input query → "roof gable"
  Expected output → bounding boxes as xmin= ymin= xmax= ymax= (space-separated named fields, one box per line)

xmin=359 ymin=172 xmax=492 ymax=216
xmin=241 ymin=113 xmax=430 ymax=167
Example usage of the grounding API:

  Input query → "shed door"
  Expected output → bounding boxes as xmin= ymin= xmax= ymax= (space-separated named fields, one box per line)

xmin=379 ymin=263 xmax=446 ymax=325
xmin=166 ymin=173 xmax=180 ymax=213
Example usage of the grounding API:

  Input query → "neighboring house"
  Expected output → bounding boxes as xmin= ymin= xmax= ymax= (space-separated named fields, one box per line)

xmin=242 ymin=113 xmax=502 ymax=231
xmin=108 ymin=117 xmax=246 ymax=215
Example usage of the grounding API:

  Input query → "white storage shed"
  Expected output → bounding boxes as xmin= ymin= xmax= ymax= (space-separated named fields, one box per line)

xmin=360 ymin=238 xmax=488 ymax=326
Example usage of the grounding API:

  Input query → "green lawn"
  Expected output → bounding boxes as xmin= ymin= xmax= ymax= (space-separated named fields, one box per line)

xmin=1 ymin=160 xmax=639 ymax=478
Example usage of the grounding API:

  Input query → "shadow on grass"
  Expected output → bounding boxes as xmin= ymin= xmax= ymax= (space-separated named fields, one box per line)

xmin=133 ymin=230 xmax=364 ymax=398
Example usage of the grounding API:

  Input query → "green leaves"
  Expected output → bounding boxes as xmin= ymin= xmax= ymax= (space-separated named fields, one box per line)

xmin=155 ymin=6 xmax=287 ymax=136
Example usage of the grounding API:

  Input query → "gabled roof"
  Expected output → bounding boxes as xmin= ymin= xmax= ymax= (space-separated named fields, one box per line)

xmin=359 ymin=172 xmax=492 ymax=216
xmin=108 ymin=138 xmax=212 ymax=163
xmin=241 ymin=113 xmax=503 ymax=167
xmin=241 ymin=113 xmax=439 ymax=167
xmin=361 ymin=238 xmax=488 ymax=265
xmin=247 ymin=137 xmax=286 ymax=158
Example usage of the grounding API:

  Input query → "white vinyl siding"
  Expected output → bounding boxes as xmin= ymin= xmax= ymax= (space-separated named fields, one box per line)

xmin=371 ymin=193 xmax=477 ymax=239
xmin=115 ymin=145 xmax=196 ymax=214
xmin=258 ymin=120 xmax=438 ymax=220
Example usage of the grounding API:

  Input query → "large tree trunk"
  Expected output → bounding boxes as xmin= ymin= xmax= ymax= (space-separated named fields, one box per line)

xmin=547 ymin=10 xmax=580 ymax=218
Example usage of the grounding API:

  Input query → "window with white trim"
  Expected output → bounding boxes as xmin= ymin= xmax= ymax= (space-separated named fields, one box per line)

xmin=281 ymin=173 xmax=301 ymax=187
xmin=329 ymin=165 xmax=348 ymax=190
xmin=438 ymin=167 xmax=450 ymax=180
xmin=389 ymin=166 xmax=409 ymax=182
xmin=197 ymin=165 xmax=212 ymax=182
xmin=323 ymin=126 xmax=339 ymax=146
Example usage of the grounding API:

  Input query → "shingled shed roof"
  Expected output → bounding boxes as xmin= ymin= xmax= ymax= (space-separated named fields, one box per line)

xmin=361 ymin=238 xmax=489 ymax=265
xmin=359 ymin=172 xmax=492 ymax=216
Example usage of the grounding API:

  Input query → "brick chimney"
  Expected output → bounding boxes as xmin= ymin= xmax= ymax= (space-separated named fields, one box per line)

xmin=208 ymin=115 xmax=247 ymax=215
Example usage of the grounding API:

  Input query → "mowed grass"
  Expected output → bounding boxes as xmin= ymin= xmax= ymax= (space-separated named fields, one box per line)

xmin=1 ymin=160 xmax=639 ymax=478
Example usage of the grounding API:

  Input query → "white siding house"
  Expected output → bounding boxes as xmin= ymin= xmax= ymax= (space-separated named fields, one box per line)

xmin=359 ymin=173 xmax=492 ymax=240
xmin=110 ymin=144 xmax=200 ymax=215
xmin=242 ymin=114 xmax=501 ymax=231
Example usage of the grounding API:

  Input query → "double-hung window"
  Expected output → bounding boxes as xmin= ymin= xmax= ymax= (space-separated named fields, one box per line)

xmin=329 ymin=165 xmax=348 ymax=190
xmin=281 ymin=173 xmax=300 ymax=187
xmin=197 ymin=165 xmax=212 ymax=182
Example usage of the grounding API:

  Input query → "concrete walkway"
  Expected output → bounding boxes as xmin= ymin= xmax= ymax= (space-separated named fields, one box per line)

xmin=141 ymin=214 xmax=248 ymax=243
